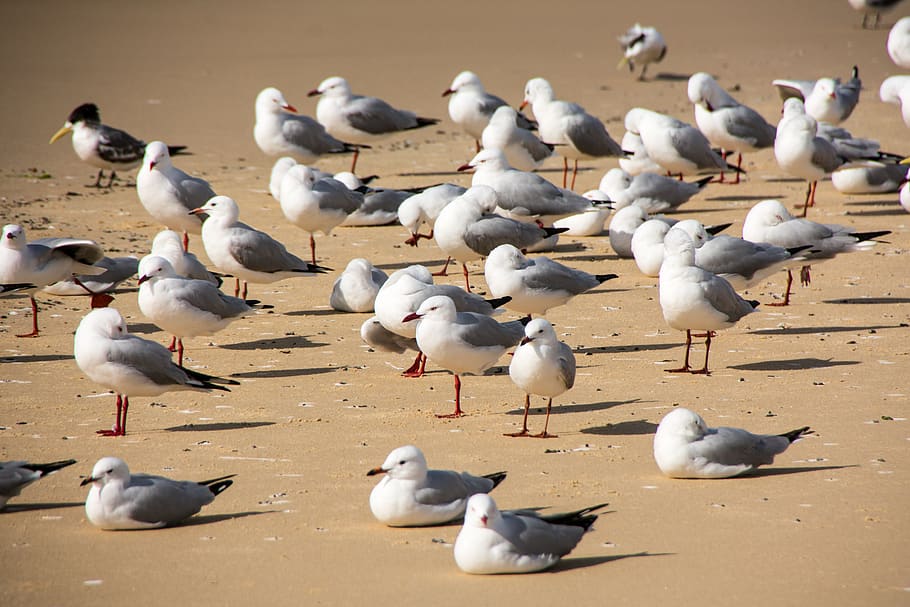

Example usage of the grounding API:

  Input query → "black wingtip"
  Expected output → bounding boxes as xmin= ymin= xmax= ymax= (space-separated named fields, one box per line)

xmin=786 ymin=245 xmax=813 ymax=256
xmin=706 ymin=222 xmax=733 ymax=236
xmin=414 ymin=117 xmax=440 ymax=128
xmin=851 ymin=230 xmax=891 ymax=243
xmin=543 ymin=227 xmax=570 ymax=237
xmin=778 ymin=426 xmax=812 ymax=443
xmin=541 ymin=502 xmax=609 ymax=530
xmin=748 ymin=300 xmax=760 ymax=309
xmin=693 ymin=176 xmax=714 ymax=189
xmin=204 ymin=478 xmax=235 ymax=496
xmin=596 ymin=273 xmax=619 ymax=283
xmin=25 ymin=459 xmax=78 ymax=475
xmin=305 ymin=263 xmax=332 ymax=274
xmin=167 ymin=145 xmax=189 ymax=156
xmin=484 ymin=471 xmax=507 ymax=489
xmin=485 ymin=295 xmax=513 ymax=309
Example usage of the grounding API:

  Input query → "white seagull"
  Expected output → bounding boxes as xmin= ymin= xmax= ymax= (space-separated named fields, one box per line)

xmin=189 ymin=196 xmax=327 ymax=299
xmin=402 ymin=295 xmax=526 ymax=418
xmin=599 ymin=168 xmax=711 ymax=213
xmin=74 ymin=307 xmax=238 ymax=436
xmin=0 ymin=459 xmax=77 ymax=509
xmin=888 ymin=16 xmax=910 ymax=67
xmin=308 ymin=76 xmax=439 ymax=172
xmin=481 ymin=106 xmax=553 ymax=171
xmin=443 ymin=70 xmax=534 ymax=148
xmin=658 ymin=230 xmax=758 ymax=374
xmin=878 ymin=75 xmax=910 ymax=128
xmin=329 ymin=258 xmax=387 ymax=313
xmin=43 ymin=255 xmax=137 ymax=300
xmin=454 ymin=494 xmax=605 ymax=575
xmin=507 ymin=318 xmax=576 ymax=438
xmin=617 ymin=23 xmax=667 ymax=80
xmin=366 ymin=445 xmax=506 ymax=527
xmin=772 ymin=66 xmax=861 ymax=125
xmin=653 ymin=407 xmax=812 ymax=478
xmin=81 ymin=456 xmax=234 ymax=530
xmin=397 ymin=183 xmax=467 ymax=246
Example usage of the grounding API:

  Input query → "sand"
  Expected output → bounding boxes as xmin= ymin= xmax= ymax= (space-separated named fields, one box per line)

xmin=1 ymin=0 xmax=908 ymax=605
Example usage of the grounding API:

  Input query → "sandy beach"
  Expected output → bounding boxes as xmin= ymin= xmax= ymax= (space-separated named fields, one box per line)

xmin=1 ymin=1 xmax=908 ymax=605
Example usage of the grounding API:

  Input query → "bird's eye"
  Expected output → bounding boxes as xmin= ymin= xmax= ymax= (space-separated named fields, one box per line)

xmin=399 ymin=460 xmax=406 ymax=465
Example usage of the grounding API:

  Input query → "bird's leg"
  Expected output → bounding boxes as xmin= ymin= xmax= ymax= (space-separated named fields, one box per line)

xmin=666 ymin=330 xmax=693 ymax=373
xmin=562 ymin=158 xmax=569 ymax=188
xmin=437 ymin=375 xmax=465 ymax=418
xmin=105 ymin=171 xmax=117 ymax=188
xmin=691 ymin=331 xmax=715 ymax=375
xmin=799 ymin=265 xmax=811 ymax=287
xmin=177 ymin=338 xmax=185 ymax=367
xmin=431 ymin=256 xmax=452 ymax=277
xmin=309 ymin=234 xmax=317 ymax=266
xmin=798 ymin=182 xmax=812 ymax=217
xmin=716 ymin=150 xmax=729 ymax=183
xmin=87 ymin=170 xmax=104 ymax=188
xmin=504 ymin=394 xmax=532 ymax=437
xmin=120 ymin=396 xmax=129 ymax=435
xmin=402 ymin=351 xmax=426 ymax=378
xmin=97 ymin=394 xmax=125 ymax=436
xmin=570 ymin=160 xmax=579 ymax=191
xmin=15 ymin=296 xmax=40 ymax=338
xmin=733 ymin=153 xmax=743 ymax=185
xmin=532 ymin=398 xmax=558 ymax=438
xmin=768 ymin=269 xmax=794 ymax=306
xmin=233 ymin=278 xmax=241 ymax=298
xmin=462 ymin=264 xmax=472 ymax=292
xmin=677 ymin=173 xmax=684 ymax=181
xmin=71 ymin=276 xmax=114 ymax=309
xmin=241 ymin=281 xmax=248 ymax=300
xmin=807 ymin=180 xmax=817 ymax=208
xmin=167 ymin=335 xmax=177 ymax=352
xmin=182 ymin=231 xmax=190 ymax=252
xmin=350 ymin=148 xmax=361 ymax=174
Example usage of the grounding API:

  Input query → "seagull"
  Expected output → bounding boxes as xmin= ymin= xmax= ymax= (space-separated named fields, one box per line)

xmin=443 ymin=70 xmax=534 ymax=149
xmin=687 ymin=73 xmax=777 ymax=184
xmin=278 ymin=165 xmax=363 ymax=264
xmin=308 ymin=76 xmax=439 ymax=173
xmin=484 ymin=244 xmax=617 ymax=317
xmin=617 ymin=23 xmax=667 ymax=80
xmin=151 ymin=229 xmax=222 ymax=286
xmin=772 ymin=66 xmax=861 ymax=125
xmin=624 ymin=107 xmax=739 ymax=179
xmin=619 ymin=130 xmax=663 ymax=176
xmin=329 ymin=258 xmax=388 ymax=313
xmin=360 ymin=315 xmax=418 ymax=355
xmin=878 ymin=75 xmax=910 ymax=128
xmin=849 ymin=0 xmax=904 ymax=29
xmin=0 ymin=224 xmax=105 ymax=337
xmin=269 ymin=157 xmax=299 ymax=200
xmin=402 ymin=295 xmax=526 ymax=417
xmin=74 ymin=307 xmax=239 ymax=436
xmin=551 ymin=191 xmax=612 ymax=236
xmin=136 ymin=141 xmax=214 ymax=250
xmin=520 ymin=77 xmax=623 ymax=189
xmin=366 ymin=445 xmax=506 ymax=527
xmin=630 ymin=217 xmax=732 ymax=276
xmin=0 ymin=459 xmax=77 ymax=509
xmin=189 ymin=196 xmax=327 ymax=299
xmin=454 ymin=494 xmax=605 ymax=574
xmin=460 ymin=149 xmax=609 ymax=223
xmin=432 ymin=185 xmax=566 ymax=290
xmin=333 ymin=172 xmax=413 ymax=227
xmin=397 ymin=183 xmax=467 ymax=246
xmin=137 ymin=255 xmax=255 ymax=366
xmin=653 ymin=407 xmax=812 ymax=478
xmin=480 ymin=106 xmax=553 ymax=171
xmin=742 ymin=199 xmax=890 ymax=305
xmin=888 ymin=16 xmax=910 ymax=67
xmin=373 ymin=265 xmax=511 ymax=377
xmin=831 ymin=162 xmax=908 ymax=194
xmin=599 ymin=168 xmax=712 ymax=212
xmin=507 ymin=318 xmax=576 ymax=438
xmin=49 ymin=103 xmax=185 ymax=188
xmin=609 ymin=206 xmax=673 ymax=259
xmin=253 ymin=87 xmax=357 ymax=163
xmin=43 ymin=255 xmax=135 ymax=298
xmin=81 ymin=456 xmax=234 ymax=530
xmin=658 ymin=230 xmax=759 ymax=374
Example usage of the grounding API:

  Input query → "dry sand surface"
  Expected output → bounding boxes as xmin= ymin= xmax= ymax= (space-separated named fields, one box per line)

xmin=1 ymin=0 xmax=908 ymax=605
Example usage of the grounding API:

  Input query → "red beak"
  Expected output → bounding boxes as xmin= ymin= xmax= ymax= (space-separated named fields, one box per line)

xmin=519 ymin=336 xmax=532 ymax=346
xmin=401 ymin=312 xmax=421 ymax=323
xmin=307 ymin=89 xmax=321 ymax=97
xmin=188 ymin=207 xmax=205 ymax=215
xmin=442 ymin=88 xmax=454 ymax=97
xmin=149 ymin=160 xmax=157 ymax=170
xmin=518 ymin=100 xmax=529 ymax=111
xmin=283 ymin=103 xmax=298 ymax=113
xmin=480 ymin=515 xmax=488 ymax=526
xmin=137 ymin=275 xmax=150 ymax=285
xmin=456 ymin=163 xmax=473 ymax=172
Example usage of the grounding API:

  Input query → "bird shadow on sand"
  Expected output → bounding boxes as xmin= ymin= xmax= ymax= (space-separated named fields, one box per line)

xmin=555 ymin=252 xmax=621 ymax=263
xmin=229 ymin=366 xmax=337 ymax=380
xmin=843 ymin=199 xmax=898 ymax=207
xmin=284 ymin=308 xmax=345 ymax=317
xmin=125 ymin=322 xmax=164 ymax=335
xmin=164 ymin=421 xmax=276 ymax=432
xmin=742 ymin=464 xmax=858 ymax=478
xmin=0 ymin=353 xmax=73 ymax=364
xmin=553 ymin=551 xmax=672 ymax=572
xmin=175 ymin=510 xmax=279 ymax=528
xmin=581 ymin=420 xmax=660 ymax=436
xmin=705 ymin=194 xmax=785 ymax=203
xmin=506 ymin=399 xmax=640 ymax=417
xmin=3 ymin=501 xmax=84 ymax=513
xmin=654 ymin=71 xmax=691 ymax=81
xmin=219 ymin=335 xmax=326 ymax=351
xmin=845 ymin=208 xmax=907 ymax=217
xmin=749 ymin=324 xmax=900 ymax=336
xmin=823 ymin=297 xmax=910 ymax=305
xmin=575 ymin=342 xmax=679 ymax=355
xmin=728 ymin=358 xmax=859 ymax=371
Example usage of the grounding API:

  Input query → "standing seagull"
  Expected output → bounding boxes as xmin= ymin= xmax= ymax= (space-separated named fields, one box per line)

xmin=687 ymin=73 xmax=776 ymax=184
xmin=137 ymin=255 xmax=254 ymax=366
xmin=308 ymin=76 xmax=439 ymax=173
xmin=443 ymin=70 xmax=534 ymax=150
xmin=0 ymin=224 xmax=105 ymax=337
xmin=49 ymin=103 xmax=185 ymax=188
xmin=402 ymin=295 xmax=525 ymax=418
xmin=253 ymin=87 xmax=357 ymax=163
xmin=136 ymin=141 xmax=214 ymax=250
xmin=454 ymin=494 xmax=605 ymax=575
xmin=658 ymin=230 xmax=758 ymax=374
xmin=0 ymin=459 xmax=77 ymax=509
xmin=189 ymin=196 xmax=327 ymax=299
xmin=653 ymin=407 xmax=812 ymax=478
xmin=520 ymin=78 xmax=623 ymax=189
xmin=74 ymin=308 xmax=238 ymax=436
xmin=81 ymin=456 xmax=234 ymax=530
xmin=278 ymin=165 xmax=363 ymax=264
xmin=617 ymin=23 xmax=667 ymax=80
xmin=507 ymin=318 xmax=576 ymax=438
xmin=366 ymin=444 xmax=506 ymax=527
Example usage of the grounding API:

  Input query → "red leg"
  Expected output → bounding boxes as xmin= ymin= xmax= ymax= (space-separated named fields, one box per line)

xmin=768 ymin=270 xmax=794 ymax=306
xmin=532 ymin=398 xmax=558 ymax=438
xmin=309 ymin=234 xmax=317 ymax=266
xmin=570 ymin=160 xmax=578 ymax=191
xmin=562 ymin=158 xmax=568 ymax=188
xmin=233 ymin=278 xmax=240 ymax=298
xmin=97 ymin=394 xmax=126 ymax=436
xmin=16 ymin=296 xmax=40 ymax=338
xmin=666 ymin=329 xmax=693 ymax=373
xmin=177 ymin=338 xmax=184 ymax=367
xmin=402 ymin=351 xmax=425 ymax=377
xmin=182 ymin=231 xmax=190 ymax=252
xmin=462 ymin=264 xmax=472 ymax=292
xmin=350 ymin=148 xmax=360 ymax=174
xmin=799 ymin=265 xmax=811 ymax=287
xmin=437 ymin=375 xmax=465 ymax=418
xmin=241 ymin=281 xmax=248 ymax=300
xmin=431 ymin=257 xmax=452 ymax=277
xmin=733 ymin=153 xmax=742 ymax=185
xmin=716 ymin=150 xmax=728 ymax=183
xmin=505 ymin=394 xmax=532 ymax=437
xmin=808 ymin=181 xmax=817 ymax=208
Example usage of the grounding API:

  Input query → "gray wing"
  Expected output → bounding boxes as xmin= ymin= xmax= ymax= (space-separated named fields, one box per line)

xmin=32 ymin=238 xmax=105 ymax=266
xmin=721 ymin=106 xmax=776 ymax=148
xmin=313 ymin=180 xmax=363 ymax=213
xmin=121 ymin=475 xmax=213 ymax=524
xmin=494 ymin=173 xmax=591 ymax=217
xmin=435 ymin=285 xmax=497 ymax=314
xmin=345 ymin=95 xmax=417 ymax=133
xmin=836 ymin=72 xmax=861 ymax=122
xmin=670 ymin=128 xmax=725 ymax=170
xmin=171 ymin=280 xmax=251 ymax=318
xmin=696 ymin=236 xmax=791 ymax=281
xmin=453 ymin=314 xmax=525 ymax=348
xmin=173 ymin=172 xmax=217 ymax=210
xmin=226 ymin=226 xmax=308 ymax=273
xmin=631 ymin=173 xmax=701 ymax=206
xmin=416 ymin=470 xmax=494 ymax=506
xmin=282 ymin=114 xmax=347 ymax=154
xmin=563 ymin=113 xmax=623 ymax=157
xmin=772 ymin=79 xmax=815 ymax=101
xmin=811 ymin=137 xmax=849 ymax=172
xmin=524 ymin=257 xmax=601 ymax=295
xmin=556 ymin=342 xmax=577 ymax=390
xmin=499 ymin=512 xmax=586 ymax=558
xmin=701 ymin=272 xmax=756 ymax=322
xmin=462 ymin=216 xmax=546 ymax=256
xmin=107 ymin=336 xmax=201 ymax=388
xmin=96 ymin=124 xmax=146 ymax=164
xmin=692 ymin=428 xmax=791 ymax=467
xmin=0 ymin=462 xmax=38 ymax=499
xmin=476 ymin=92 xmax=508 ymax=119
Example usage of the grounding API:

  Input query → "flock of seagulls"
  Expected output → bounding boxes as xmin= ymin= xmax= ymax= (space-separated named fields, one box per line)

xmin=3 ymin=9 xmax=906 ymax=575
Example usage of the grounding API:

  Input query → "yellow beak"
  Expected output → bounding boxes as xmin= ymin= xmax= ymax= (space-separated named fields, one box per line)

xmin=49 ymin=123 xmax=73 ymax=144
xmin=616 ymin=56 xmax=630 ymax=70
xmin=900 ymin=156 xmax=910 ymax=165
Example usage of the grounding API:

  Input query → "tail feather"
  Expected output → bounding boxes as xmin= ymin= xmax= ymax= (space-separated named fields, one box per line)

xmin=851 ymin=230 xmax=890 ymax=243
xmin=167 ymin=145 xmax=188 ymax=156
xmin=540 ymin=502 xmax=609 ymax=530
xmin=543 ymin=227 xmax=570 ymax=238
xmin=596 ymin=273 xmax=619 ymax=284
xmin=483 ymin=471 xmax=507 ymax=490
xmin=485 ymin=295 xmax=512 ymax=309
xmin=692 ymin=176 xmax=714 ymax=189
xmin=24 ymin=459 xmax=78 ymax=476
xmin=778 ymin=426 xmax=812 ymax=443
